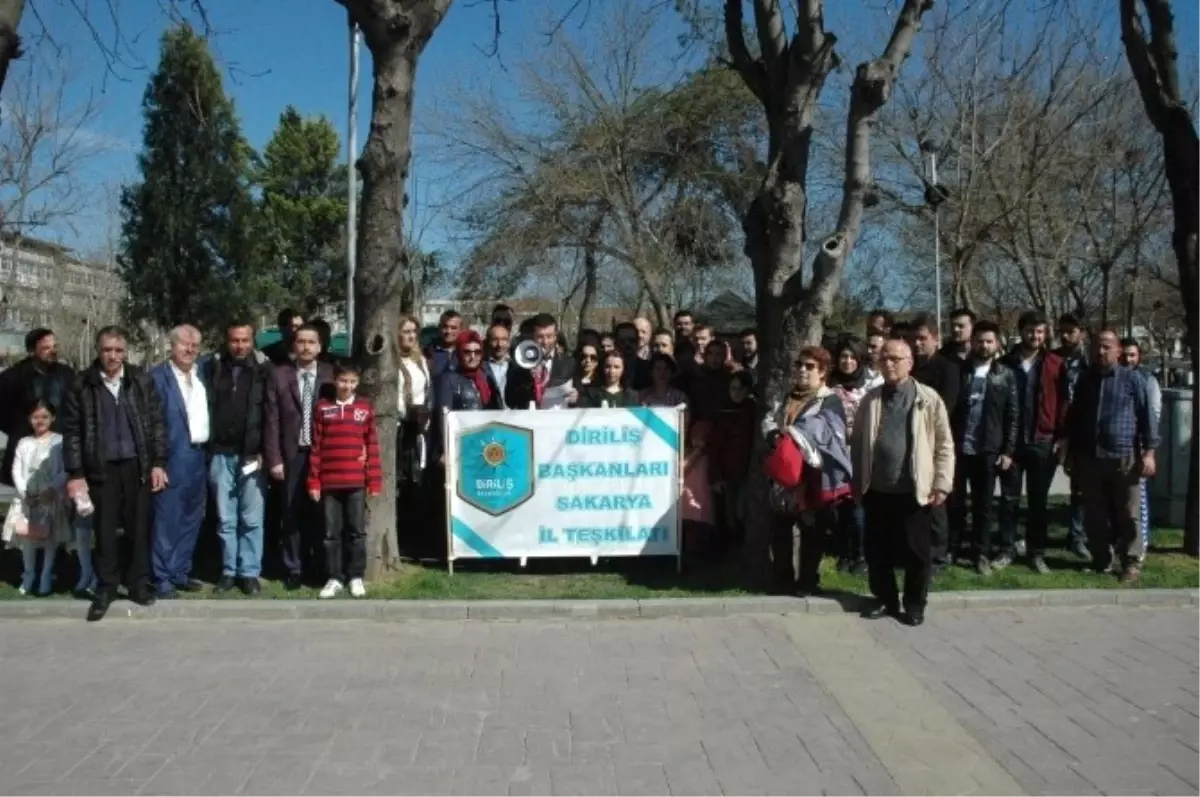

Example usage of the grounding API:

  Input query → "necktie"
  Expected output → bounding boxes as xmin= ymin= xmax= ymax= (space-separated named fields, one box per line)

xmin=300 ymin=372 xmax=314 ymax=447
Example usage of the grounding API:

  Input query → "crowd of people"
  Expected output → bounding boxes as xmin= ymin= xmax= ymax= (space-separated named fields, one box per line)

xmin=0 ymin=300 xmax=1163 ymax=626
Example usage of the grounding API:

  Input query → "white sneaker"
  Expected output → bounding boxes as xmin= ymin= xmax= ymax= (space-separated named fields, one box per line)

xmin=319 ymin=579 xmax=343 ymax=599
xmin=349 ymin=578 xmax=366 ymax=598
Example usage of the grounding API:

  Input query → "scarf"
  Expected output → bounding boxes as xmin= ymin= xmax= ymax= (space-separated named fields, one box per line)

xmin=456 ymin=330 xmax=492 ymax=406
xmin=783 ymin=385 xmax=820 ymax=427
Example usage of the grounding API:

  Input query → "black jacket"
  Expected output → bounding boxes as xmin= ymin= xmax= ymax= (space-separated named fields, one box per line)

xmin=201 ymin=351 xmax=273 ymax=459
xmin=913 ymin=352 xmax=961 ymax=416
xmin=430 ymin=370 xmax=502 ymax=461
xmin=61 ymin=362 xmax=167 ymax=483
xmin=952 ymin=358 xmax=1019 ymax=456
xmin=505 ymin=355 xmax=576 ymax=410
xmin=0 ymin=357 xmax=76 ymax=485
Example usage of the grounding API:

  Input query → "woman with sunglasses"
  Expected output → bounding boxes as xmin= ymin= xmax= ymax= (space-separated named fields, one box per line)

xmin=579 ymin=351 xmax=638 ymax=408
xmin=574 ymin=342 xmax=601 ymax=389
xmin=762 ymin=346 xmax=852 ymax=596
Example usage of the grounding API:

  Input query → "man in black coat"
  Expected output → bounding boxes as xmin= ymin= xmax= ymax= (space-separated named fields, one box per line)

xmin=0 ymin=328 xmax=76 ymax=485
xmin=506 ymin=313 xmax=577 ymax=409
xmin=62 ymin=326 xmax=168 ymax=621
xmin=951 ymin=320 xmax=1019 ymax=574
xmin=907 ymin=315 xmax=963 ymax=565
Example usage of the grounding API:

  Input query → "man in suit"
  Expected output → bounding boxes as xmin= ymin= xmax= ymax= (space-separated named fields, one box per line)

xmin=506 ymin=313 xmax=577 ymax=409
xmin=63 ymin=326 xmax=168 ymax=622
xmin=484 ymin=321 xmax=515 ymax=409
xmin=203 ymin=321 xmax=273 ymax=595
xmin=149 ymin=325 xmax=210 ymax=599
xmin=264 ymin=324 xmax=334 ymax=589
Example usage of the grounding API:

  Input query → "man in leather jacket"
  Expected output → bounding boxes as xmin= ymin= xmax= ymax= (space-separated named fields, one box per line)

xmin=62 ymin=326 xmax=168 ymax=621
xmin=949 ymin=320 xmax=1019 ymax=574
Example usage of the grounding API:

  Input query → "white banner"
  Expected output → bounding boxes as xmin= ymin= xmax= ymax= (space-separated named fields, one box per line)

xmin=444 ymin=407 xmax=683 ymax=560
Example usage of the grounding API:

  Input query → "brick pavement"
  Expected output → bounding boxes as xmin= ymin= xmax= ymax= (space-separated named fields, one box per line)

xmin=0 ymin=607 xmax=1194 ymax=796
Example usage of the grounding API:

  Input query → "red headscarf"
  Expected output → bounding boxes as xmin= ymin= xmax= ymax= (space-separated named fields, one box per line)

xmin=456 ymin=330 xmax=492 ymax=406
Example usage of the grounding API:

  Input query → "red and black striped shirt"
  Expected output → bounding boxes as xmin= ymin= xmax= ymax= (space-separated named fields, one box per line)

xmin=307 ymin=396 xmax=382 ymax=494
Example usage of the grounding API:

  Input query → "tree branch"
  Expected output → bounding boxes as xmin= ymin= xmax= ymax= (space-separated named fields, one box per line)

xmin=810 ymin=0 xmax=932 ymax=290
xmin=723 ymin=0 xmax=766 ymax=103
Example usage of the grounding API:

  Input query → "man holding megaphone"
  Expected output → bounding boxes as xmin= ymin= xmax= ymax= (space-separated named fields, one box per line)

xmin=507 ymin=313 xmax=577 ymax=410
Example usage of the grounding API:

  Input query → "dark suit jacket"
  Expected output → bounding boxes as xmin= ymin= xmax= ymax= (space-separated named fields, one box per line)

xmin=505 ymin=355 xmax=576 ymax=410
xmin=264 ymin=361 xmax=334 ymax=469
xmin=150 ymin=363 xmax=208 ymax=482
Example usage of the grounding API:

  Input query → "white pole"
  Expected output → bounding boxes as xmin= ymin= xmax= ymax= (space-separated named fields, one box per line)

xmin=346 ymin=15 xmax=360 ymax=349
xmin=931 ymin=151 xmax=943 ymax=337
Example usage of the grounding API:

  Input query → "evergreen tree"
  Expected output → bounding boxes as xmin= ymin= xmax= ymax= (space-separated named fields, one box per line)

xmin=255 ymin=106 xmax=348 ymax=315
xmin=118 ymin=23 xmax=257 ymax=338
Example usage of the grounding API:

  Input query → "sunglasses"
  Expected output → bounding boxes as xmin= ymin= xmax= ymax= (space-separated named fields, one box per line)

xmin=794 ymin=361 xmax=819 ymax=371
xmin=580 ymin=353 xmax=598 ymax=361
xmin=461 ymin=348 xmax=482 ymax=356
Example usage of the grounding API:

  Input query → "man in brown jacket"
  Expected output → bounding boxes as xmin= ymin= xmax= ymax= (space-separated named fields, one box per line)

xmin=851 ymin=339 xmax=955 ymax=626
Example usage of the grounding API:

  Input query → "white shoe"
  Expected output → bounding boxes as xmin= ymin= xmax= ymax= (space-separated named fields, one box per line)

xmin=349 ymin=578 xmax=366 ymax=598
xmin=319 ymin=579 xmax=343 ymax=599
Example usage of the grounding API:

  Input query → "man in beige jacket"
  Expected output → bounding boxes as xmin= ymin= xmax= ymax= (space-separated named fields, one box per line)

xmin=851 ymin=339 xmax=955 ymax=626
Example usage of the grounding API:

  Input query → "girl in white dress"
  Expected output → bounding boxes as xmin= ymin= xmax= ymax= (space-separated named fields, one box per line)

xmin=2 ymin=399 xmax=72 ymax=595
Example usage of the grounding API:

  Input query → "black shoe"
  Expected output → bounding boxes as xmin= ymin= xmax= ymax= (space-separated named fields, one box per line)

xmin=157 ymin=588 xmax=180 ymax=600
xmin=240 ymin=577 xmax=261 ymax=596
xmin=862 ymin=602 xmax=900 ymax=620
xmin=175 ymin=579 xmax=204 ymax=593
xmin=213 ymin=576 xmax=237 ymax=594
xmin=131 ymin=592 xmax=157 ymax=607
xmin=284 ymin=574 xmax=304 ymax=591
xmin=904 ymin=610 xmax=925 ymax=627
xmin=86 ymin=590 xmax=114 ymax=622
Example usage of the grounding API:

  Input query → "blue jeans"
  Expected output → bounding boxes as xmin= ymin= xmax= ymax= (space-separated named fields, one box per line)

xmin=208 ymin=454 xmax=265 ymax=578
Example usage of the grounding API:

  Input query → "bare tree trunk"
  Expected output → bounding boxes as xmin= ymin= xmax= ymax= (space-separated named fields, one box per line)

xmin=726 ymin=0 xmax=932 ymax=584
xmin=0 ymin=0 xmax=25 ymax=103
xmin=344 ymin=0 xmax=451 ymax=578
xmin=1121 ymin=0 xmax=1199 ymax=555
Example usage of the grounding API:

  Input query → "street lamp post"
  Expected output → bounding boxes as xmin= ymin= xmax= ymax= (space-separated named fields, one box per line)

xmin=921 ymin=140 xmax=948 ymax=336
xmin=346 ymin=12 xmax=360 ymax=351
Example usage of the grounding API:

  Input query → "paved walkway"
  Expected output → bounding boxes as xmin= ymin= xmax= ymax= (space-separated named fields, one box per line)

xmin=0 ymin=606 xmax=1194 ymax=795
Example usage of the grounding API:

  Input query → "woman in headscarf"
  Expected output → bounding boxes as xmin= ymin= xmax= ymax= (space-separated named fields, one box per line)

xmin=827 ymin=336 xmax=874 ymax=574
xmin=762 ymin=346 xmax=852 ymax=596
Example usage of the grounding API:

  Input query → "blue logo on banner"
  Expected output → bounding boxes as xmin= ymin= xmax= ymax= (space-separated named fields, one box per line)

xmin=456 ymin=422 xmax=535 ymax=516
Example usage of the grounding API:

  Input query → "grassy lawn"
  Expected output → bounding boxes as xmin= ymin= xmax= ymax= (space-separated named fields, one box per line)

xmin=0 ymin=505 xmax=1194 ymax=601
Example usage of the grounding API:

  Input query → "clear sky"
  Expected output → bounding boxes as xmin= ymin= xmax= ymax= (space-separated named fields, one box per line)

xmin=11 ymin=0 xmax=1200 ymax=273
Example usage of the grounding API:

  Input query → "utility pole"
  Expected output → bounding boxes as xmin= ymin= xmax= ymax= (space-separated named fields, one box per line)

xmin=346 ymin=12 xmax=360 ymax=352
xmin=921 ymin=140 xmax=947 ymax=336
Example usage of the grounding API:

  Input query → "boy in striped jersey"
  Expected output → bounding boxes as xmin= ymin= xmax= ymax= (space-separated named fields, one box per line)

xmin=308 ymin=363 xmax=382 ymax=598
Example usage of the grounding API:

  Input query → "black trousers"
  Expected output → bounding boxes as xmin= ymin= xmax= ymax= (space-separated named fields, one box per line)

xmin=864 ymin=491 xmax=932 ymax=612
xmin=281 ymin=449 xmax=322 ymax=578
xmin=1002 ymin=441 xmax=1057 ymax=557
xmin=90 ymin=459 xmax=151 ymax=597
xmin=771 ymin=509 xmax=830 ymax=592
xmin=960 ymin=454 xmax=1015 ymax=558
xmin=323 ymin=489 xmax=366 ymax=581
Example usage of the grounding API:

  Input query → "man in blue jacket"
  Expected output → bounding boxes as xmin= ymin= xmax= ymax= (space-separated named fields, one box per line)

xmin=149 ymin=325 xmax=210 ymax=599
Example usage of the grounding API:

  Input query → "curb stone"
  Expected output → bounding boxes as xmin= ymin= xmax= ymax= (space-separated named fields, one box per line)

xmin=0 ymin=588 xmax=1193 ymax=621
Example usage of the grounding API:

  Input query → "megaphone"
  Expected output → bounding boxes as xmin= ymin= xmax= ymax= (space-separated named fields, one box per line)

xmin=513 ymin=338 xmax=544 ymax=370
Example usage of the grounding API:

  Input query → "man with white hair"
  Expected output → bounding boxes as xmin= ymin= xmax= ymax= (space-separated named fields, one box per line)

xmin=149 ymin=324 xmax=210 ymax=599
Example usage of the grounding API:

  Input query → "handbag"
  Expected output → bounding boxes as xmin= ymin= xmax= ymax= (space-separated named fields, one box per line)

xmin=763 ymin=432 xmax=805 ymax=488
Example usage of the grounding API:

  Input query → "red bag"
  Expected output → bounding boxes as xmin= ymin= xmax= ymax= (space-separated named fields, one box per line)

xmin=763 ymin=432 xmax=805 ymax=488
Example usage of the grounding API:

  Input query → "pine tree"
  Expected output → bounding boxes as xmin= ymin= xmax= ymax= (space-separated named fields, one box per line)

xmin=118 ymin=23 xmax=258 ymax=339
xmin=255 ymin=106 xmax=348 ymax=315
